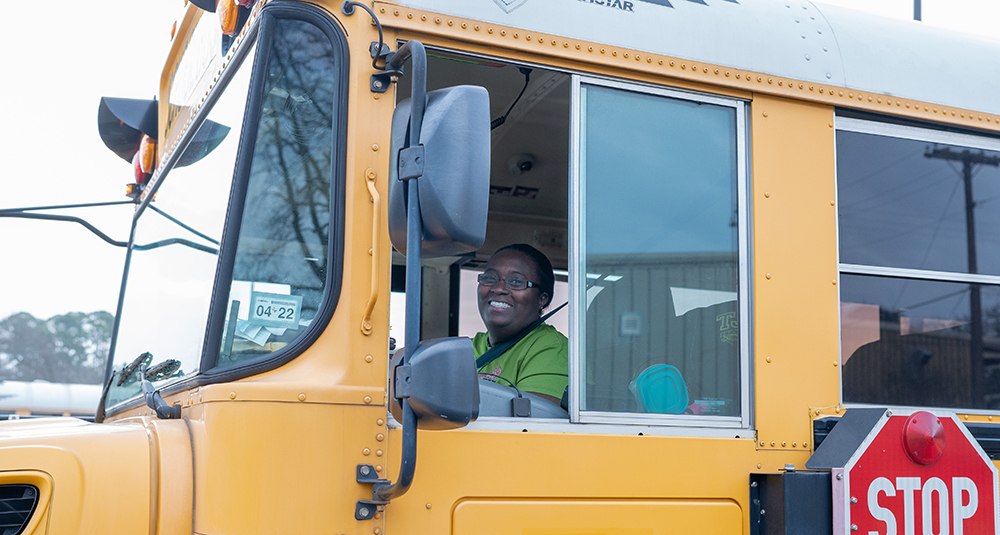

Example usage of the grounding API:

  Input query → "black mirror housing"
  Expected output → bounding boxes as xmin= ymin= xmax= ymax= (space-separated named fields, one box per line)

xmin=388 ymin=85 xmax=490 ymax=258
xmin=390 ymin=337 xmax=480 ymax=430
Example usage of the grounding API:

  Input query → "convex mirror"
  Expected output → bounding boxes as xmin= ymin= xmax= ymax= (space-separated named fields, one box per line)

xmin=390 ymin=337 xmax=480 ymax=430
xmin=388 ymin=85 xmax=490 ymax=258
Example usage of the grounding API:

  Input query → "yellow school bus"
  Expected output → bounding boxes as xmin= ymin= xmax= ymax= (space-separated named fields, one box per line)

xmin=4 ymin=0 xmax=1000 ymax=533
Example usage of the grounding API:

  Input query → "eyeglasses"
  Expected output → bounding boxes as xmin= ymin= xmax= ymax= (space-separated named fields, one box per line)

xmin=477 ymin=272 xmax=537 ymax=291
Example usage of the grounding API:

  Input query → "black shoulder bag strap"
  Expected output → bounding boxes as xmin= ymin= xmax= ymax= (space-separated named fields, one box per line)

xmin=475 ymin=302 xmax=568 ymax=370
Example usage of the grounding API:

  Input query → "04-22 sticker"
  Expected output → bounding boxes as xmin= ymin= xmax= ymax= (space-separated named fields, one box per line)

xmin=249 ymin=291 xmax=303 ymax=329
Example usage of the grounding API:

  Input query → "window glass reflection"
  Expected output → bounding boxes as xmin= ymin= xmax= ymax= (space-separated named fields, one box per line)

xmin=580 ymin=84 xmax=741 ymax=417
xmin=838 ymin=130 xmax=1000 ymax=276
xmin=217 ymin=19 xmax=339 ymax=365
xmin=841 ymin=274 xmax=1000 ymax=409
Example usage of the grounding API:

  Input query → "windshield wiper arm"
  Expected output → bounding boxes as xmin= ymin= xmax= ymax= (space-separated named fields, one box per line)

xmin=134 ymin=238 xmax=217 ymax=255
xmin=148 ymin=205 xmax=220 ymax=245
xmin=0 ymin=211 xmax=128 ymax=247
xmin=140 ymin=364 xmax=181 ymax=419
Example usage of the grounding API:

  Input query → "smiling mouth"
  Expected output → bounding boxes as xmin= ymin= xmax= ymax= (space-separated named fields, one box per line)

xmin=489 ymin=301 xmax=512 ymax=309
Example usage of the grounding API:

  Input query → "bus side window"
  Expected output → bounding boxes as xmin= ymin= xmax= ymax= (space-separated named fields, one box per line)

xmin=576 ymin=81 xmax=748 ymax=422
xmin=837 ymin=121 xmax=1000 ymax=410
xmin=216 ymin=18 xmax=342 ymax=366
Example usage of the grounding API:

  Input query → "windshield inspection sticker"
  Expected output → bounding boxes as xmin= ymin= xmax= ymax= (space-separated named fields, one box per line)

xmin=249 ymin=292 xmax=303 ymax=330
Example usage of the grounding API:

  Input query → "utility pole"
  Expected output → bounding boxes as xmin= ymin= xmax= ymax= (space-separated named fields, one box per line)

xmin=914 ymin=0 xmax=921 ymax=21
xmin=925 ymin=146 xmax=1000 ymax=407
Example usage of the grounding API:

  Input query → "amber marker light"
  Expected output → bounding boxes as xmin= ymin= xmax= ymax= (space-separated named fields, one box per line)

xmin=138 ymin=135 xmax=157 ymax=176
xmin=218 ymin=0 xmax=239 ymax=35
xmin=126 ymin=183 xmax=141 ymax=202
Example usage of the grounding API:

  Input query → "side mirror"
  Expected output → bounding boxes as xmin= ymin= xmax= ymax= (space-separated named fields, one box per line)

xmin=388 ymin=85 xmax=490 ymax=258
xmin=390 ymin=337 xmax=480 ymax=430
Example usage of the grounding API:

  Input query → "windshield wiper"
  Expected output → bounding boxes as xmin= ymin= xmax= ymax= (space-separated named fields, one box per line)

xmin=96 ymin=353 xmax=184 ymax=422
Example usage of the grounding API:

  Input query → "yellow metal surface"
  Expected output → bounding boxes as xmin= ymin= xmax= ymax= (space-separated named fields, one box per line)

xmin=158 ymin=4 xmax=202 ymax=156
xmin=381 ymin=429 xmax=804 ymax=534
xmin=0 ymin=418 xmax=151 ymax=533
xmin=750 ymin=94 xmax=840 ymax=451
xmin=454 ymin=499 xmax=741 ymax=534
xmin=187 ymin=401 xmax=388 ymax=535
xmin=146 ymin=419 xmax=194 ymax=535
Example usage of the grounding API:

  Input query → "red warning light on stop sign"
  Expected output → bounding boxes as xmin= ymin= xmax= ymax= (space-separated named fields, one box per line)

xmin=840 ymin=412 xmax=999 ymax=535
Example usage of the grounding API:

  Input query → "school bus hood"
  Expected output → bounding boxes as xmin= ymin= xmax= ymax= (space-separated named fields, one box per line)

xmin=0 ymin=417 xmax=156 ymax=534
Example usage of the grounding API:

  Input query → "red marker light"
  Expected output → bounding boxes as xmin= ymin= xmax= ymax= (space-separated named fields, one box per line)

xmin=902 ymin=410 xmax=945 ymax=465
xmin=132 ymin=151 xmax=148 ymax=186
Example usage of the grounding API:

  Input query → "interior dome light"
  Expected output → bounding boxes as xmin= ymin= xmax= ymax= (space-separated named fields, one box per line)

xmin=902 ymin=410 xmax=946 ymax=465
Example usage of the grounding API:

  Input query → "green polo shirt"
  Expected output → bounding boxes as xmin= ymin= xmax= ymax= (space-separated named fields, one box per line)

xmin=473 ymin=323 xmax=568 ymax=400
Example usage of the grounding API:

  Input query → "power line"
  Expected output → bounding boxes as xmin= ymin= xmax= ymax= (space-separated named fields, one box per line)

xmin=924 ymin=144 xmax=1000 ymax=404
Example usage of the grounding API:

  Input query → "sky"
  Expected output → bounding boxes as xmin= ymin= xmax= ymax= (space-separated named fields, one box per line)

xmin=1 ymin=0 xmax=998 ymax=323
xmin=0 ymin=1 xmax=180 ymax=320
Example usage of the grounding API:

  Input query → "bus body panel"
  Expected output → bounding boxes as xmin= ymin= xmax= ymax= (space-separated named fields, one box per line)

xmin=186 ymin=401 xmax=387 ymax=534
xmin=452 ymin=499 xmax=744 ymax=534
xmin=0 ymin=418 xmax=152 ymax=533
xmin=382 ymin=428 xmax=808 ymax=533
xmin=750 ymin=94 xmax=840 ymax=447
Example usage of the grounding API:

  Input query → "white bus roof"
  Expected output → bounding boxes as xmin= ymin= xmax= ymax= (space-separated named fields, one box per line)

xmin=392 ymin=0 xmax=1000 ymax=117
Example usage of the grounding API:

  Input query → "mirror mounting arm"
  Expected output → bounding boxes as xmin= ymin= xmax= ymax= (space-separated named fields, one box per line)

xmin=355 ymin=38 xmax=429 ymax=519
xmin=340 ymin=1 xmax=401 ymax=93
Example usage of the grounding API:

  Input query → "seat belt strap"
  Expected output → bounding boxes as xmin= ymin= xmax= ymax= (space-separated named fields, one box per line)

xmin=475 ymin=302 xmax=567 ymax=370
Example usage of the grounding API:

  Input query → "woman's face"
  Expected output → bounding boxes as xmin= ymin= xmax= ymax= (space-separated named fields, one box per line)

xmin=477 ymin=250 xmax=550 ymax=345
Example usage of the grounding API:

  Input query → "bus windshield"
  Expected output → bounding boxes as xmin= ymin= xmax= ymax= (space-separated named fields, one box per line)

xmin=106 ymin=11 xmax=345 ymax=408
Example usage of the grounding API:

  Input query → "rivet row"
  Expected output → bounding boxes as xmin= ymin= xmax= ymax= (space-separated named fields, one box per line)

xmin=382 ymin=8 xmax=995 ymax=128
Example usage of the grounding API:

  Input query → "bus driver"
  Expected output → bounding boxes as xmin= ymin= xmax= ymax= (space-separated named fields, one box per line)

xmin=473 ymin=244 xmax=568 ymax=405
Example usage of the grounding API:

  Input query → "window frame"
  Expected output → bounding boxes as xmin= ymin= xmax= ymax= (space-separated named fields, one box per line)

xmin=835 ymin=115 xmax=1000 ymax=414
xmin=104 ymin=2 xmax=348 ymax=417
xmin=569 ymin=75 xmax=753 ymax=430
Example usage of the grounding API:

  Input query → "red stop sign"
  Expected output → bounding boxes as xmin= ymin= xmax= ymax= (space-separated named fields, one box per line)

xmin=835 ymin=411 xmax=999 ymax=535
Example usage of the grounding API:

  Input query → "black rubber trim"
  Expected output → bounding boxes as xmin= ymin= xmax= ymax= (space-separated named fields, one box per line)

xmin=104 ymin=220 xmax=139 ymax=383
xmin=197 ymin=7 xmax=276 ymax=374
xmin=105 ymin=1 xmax=349 ymax=417
xmin=814 ymin=415 xmax=1000 ymax=460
